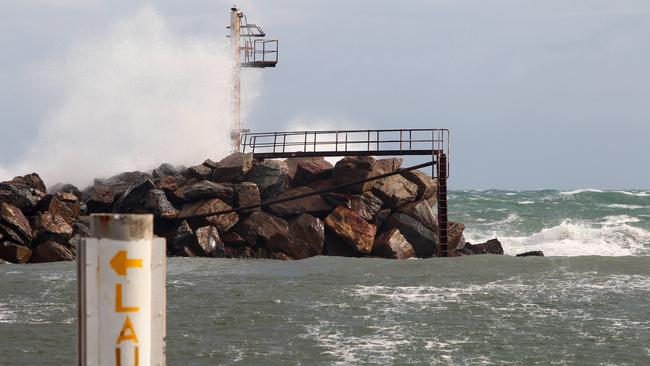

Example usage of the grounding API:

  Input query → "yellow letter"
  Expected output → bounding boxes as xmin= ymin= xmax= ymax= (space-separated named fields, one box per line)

xmin=115 ymin=283 xmax=140 ymax=313
xmin=116 ymin=316 xmax=139 ymax=345
xmin=115 ymin=346 xmax=139 ymax=366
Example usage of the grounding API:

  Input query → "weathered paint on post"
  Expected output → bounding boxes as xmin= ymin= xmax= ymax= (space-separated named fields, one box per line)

xmin=78 ymin=214 xmax=166 ymax=366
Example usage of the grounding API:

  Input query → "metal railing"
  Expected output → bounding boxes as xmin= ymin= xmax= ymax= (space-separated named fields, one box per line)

xmin=241 ymin=39 xmax=278 ymax=68
xmin=241 ymin=129 xmax=449 ymax=178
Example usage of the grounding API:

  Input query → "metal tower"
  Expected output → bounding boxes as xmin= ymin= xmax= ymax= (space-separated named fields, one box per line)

xmin=229 ymin=6 xmax=278 ymax=152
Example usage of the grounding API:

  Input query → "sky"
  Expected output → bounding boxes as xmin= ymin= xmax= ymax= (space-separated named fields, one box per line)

xmin=1 ymin=0 xmax=649 ymax=189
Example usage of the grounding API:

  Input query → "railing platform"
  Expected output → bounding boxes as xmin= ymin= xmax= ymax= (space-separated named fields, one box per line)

xmin=240 ymin=128 xmax=451 ymax=256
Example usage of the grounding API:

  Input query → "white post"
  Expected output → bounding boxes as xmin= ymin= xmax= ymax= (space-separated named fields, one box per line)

xmin=230 ymin=7 xmax=243 ymax=152
xmin=78 ymin=214 xmax=166 ymax=366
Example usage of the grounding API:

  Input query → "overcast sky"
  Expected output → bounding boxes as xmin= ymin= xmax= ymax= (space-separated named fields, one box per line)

xmin=1 ymin=1 xmax=649 ymax=189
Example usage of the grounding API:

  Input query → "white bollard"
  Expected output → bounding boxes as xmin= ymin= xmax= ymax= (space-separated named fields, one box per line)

xmin=78 ymin=214 xmax=166 ymax=366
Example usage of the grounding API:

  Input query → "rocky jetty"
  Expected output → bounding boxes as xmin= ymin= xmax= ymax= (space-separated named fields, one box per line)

xmin=0 ymin=153 xmax=503 ymax=263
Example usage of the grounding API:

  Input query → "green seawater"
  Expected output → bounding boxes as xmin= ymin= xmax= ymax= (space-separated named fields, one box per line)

xmin=1 ymin=190 xmax=649 ymax=365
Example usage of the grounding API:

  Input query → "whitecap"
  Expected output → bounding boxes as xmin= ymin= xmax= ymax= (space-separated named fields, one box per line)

xmin=614 ymin=191 xmax=650 ymax=197
xmin=606 ymin=204 xmax=645 ymax=210
xmin=518 ymin=201 xmax=535 ymax=205
xmin=559 ymin=189 xmax=604 ymax=196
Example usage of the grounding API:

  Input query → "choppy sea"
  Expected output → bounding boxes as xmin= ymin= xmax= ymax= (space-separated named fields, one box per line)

xmin=1 ymin=189 xmax=649 ymax=365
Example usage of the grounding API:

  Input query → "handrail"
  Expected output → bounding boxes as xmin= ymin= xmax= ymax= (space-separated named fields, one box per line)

xmin=240 ymin=128 xmax=449 ymax=178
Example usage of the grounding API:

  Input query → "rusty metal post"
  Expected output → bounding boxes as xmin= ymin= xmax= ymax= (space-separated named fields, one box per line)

xmin=230 ymin=7 xmax=243 ymax=152
xmin=437 ymin=154 xmax=448 ymax=257
xmin=78 ymin=214 xmax=166 ymax=365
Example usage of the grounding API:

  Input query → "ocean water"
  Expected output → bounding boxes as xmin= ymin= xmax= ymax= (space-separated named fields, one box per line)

xmin=1 ymin=190 xmax=650 ymax=365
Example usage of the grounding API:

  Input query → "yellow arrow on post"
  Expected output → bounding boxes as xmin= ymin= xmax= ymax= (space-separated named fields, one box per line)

xmin=110 ymin=250 xmax=143 ymax=276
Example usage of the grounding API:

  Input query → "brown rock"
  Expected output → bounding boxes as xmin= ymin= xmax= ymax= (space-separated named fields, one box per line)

xmin=114 ymin=179 xmax=156 ymax=213
xmin=179 ymin=199 xmax=239 ymax=234
xmin=323 ymin=192 xmax=383 ymax=222
xmin=401 ymin=170 xmax=437 ymax=202
xmin=170 ymin=221 xmax=194 ymax=255
xmin=202 ymin=158 xmax=219 ymax=170
xmin=324 ymin=206 xmax=376 ymax=254
xmin=331 ymin=156 xmax=379 ymax=194
xmin=235 ymin=182 xmax=260 ymax=210
xmin=386 ymin=212 xmax=437 ymax=258
xmin=222 ymin=232 xmax=247 ymax=247
xmin=397 ymin=200 xmax=437 ymax=232
xmin=448 ymin=221 xmax=466 ymax=250
xmin=245 ymin=160 xmax=289 ymax=199
xmin=212 ymin=152 xmax=253 ymax=182
xmin=234 ymin=211 xmax=288 ymax=247
xmin=375 ymin=158 xmax=403 ymax=175
xmin=158 ymin=175 xmax=186 ymax=192
xmin=293 ymin=158 xmax=334 ymax=186
xmin=38 ymin=195 xmax=81 ymax=224
xmin=195 ymin=225 xmax=225 ymax=257
xmin=0 ymin=242 xmax=32 ymax=263
xmin=323 ymin=231 xmax=360 ymax=257
xmin=516 ymin=250 xmax=544 ymax=257
xmin=372 ymin=228 xmax=416 ymax=259
xmin=33 ymin=212 xmax=73 ymax=244
xmin=465 ymin=239 xmax=504 ymax=255
xmin=187 ymin=164 xmax=212 ymax=180
xmin=145 ymin=190 xmax=179 ymax=218
xmin=372 ymin=174 xmax=418 ymax=208
xmin=84 ymin=185 xmax=116 ymax=213
xmin=12 ymin=173 xmax=47 ymax=193
xmin=267 ymin=214 xmax=324 ymax=259
xmin=30 ymin=241 xmax=75 ymax=262
xmin=0 ymin=203 xmax=33 ymax=242
xmin=152 ymin=163 xmax=187 ymax=179
xmin=0 ymin=182 xmax=43 ymax=213
xmin=224 ymin=246 xmax=246 ymax=258
xmin=375 ymin=208 xmax=392 ymax=228
xmin=267 ymin=186 xmax=331 ymax=217
xmin=0 ymin=224 xmax=28 ymax=246
xmin=182 ymin=180 xmax=233 ymax=202
xmin=94 ymin=171 xmax=151 ymax=196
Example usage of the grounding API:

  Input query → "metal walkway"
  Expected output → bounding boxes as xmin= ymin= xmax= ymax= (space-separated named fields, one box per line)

xmin=240 ymin=129 xmax=451 ymax=256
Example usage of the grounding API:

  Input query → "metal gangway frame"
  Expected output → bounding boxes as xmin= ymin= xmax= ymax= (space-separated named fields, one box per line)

xmin=240 ymin=129 xmax=451 ymax=257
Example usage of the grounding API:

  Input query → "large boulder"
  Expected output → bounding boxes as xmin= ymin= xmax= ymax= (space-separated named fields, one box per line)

xmin=187 ymin=164 xmax=212 ymax=180
xmin=37 ymin=194 xmax=81 ymax=224
xmin=179 ymin=199 xmax=239 ymax=234
xmin=448 ymin=221 xmax=466 ymax=250
xmin=33 ymin=212 xmax=73 ymax=244
xmin=401 ymin=170 xmax=437 ymax=203
xmin=114 ymin=179 xmax=156 ymax=213
xmin=145 ymin=190 xmax=179 ymax=219
xmin=292 ymin=158 xmax=334 ymax=186
xmin=12 ymin=173 xmax=47 ymax=193
xmin=324 ymin=192 xmax=383 ymax=222
xmin=213 ymin=152 xmax=253 ymax=182
xmin=235 ymin=182 xmax=260 ymax=210
xmin=94 ymin=171 xmax=151 ymax=196
xmin=371 ymin=228 xmax=416 ymax=259
xmin=169 ymin=221 xmax=194 ymax=255
xmin=194 ymin=225 xmax=225 ymax=257
xmin=397 ymin=200 xmax=437 ymax=232
xmin=245 ymin=160 xmax=289 ymax=199
xmin=152 ymin=163 xmax=187 ymax=179
xmin=516 ymin=250 xmax=544 ymax=257
xmin=0 ymin=182 xmax=43 ymax=213
xmin=222 ymin=231 xmax=247 ymax=248
xmin=372 ymin=174 xmax=418 ymax=208
xmin=234 ymin=211 xmax=288 ymax=247
xmin=323 ymin=231 xmax=360 ymax=257
xmin=181 ymin=180 xmax=233 ymax=202
xmin=386 ymin=212 xmax=437 ymax=258
xmin=374 ymin=158 xmax=403 ymax=175
xmin=84 ymin=185 xmax=116 ymax=213
xmin=266 ymin=187 xmax=331 ymax=217
xmin=30 ymin=241 xmax=75 ymax=263
xmin=0 ymin=242 xmax=32 ymax=263
xmin=324 ymin=206 xmax=377 ymax=254
xmin=330 ymin=156 xmax=379 ymax=194
xmin=464 ymin=239 xmax=504 ymax=255
xmin=267 ymin=214 xmax=324 ymax=259
xmin=0 ymin=203 xmax=33 ymax=243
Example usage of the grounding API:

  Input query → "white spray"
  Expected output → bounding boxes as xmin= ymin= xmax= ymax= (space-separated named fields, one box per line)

xmin=2 ymin=7 xmax=257 ymax=187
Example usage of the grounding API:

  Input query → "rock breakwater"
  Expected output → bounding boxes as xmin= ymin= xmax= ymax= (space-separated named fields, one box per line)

xmin=0 ymin=154 xmax=503 ymax=263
